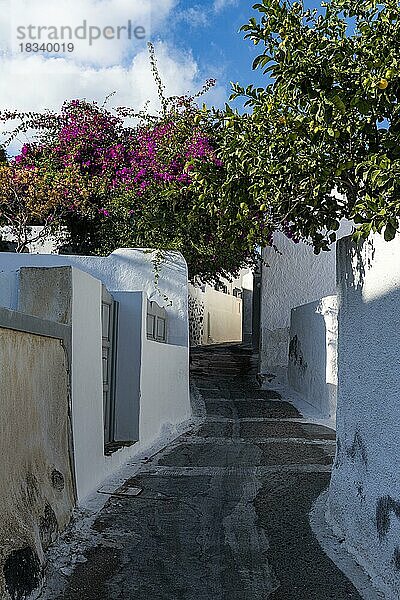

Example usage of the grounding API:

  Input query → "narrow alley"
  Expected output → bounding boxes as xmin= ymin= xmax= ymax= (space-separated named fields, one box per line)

xmin=49 ymin=345 xmax=360 ymax=599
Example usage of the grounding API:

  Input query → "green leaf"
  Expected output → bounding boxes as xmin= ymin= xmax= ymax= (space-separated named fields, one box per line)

xmin=384 ymin=222 xmax=397 ymax=241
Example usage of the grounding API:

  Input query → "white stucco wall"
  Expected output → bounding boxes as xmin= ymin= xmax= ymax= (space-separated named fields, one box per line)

xmin=188 ymin=284 xmax=242 ymax=346
xmin=70 ymin=269 xmax=106 ymax=501
xmin=72 ymin=280 xmax=190 ymax=502
xmin=260 ymin=222 xmax=353 ymax=382
xmin=0 ymin=248 xmax=188 ymax=346
xmin=288 ymin=296 xmax=338 ymax=418
xmin=141 ymin=290 xmax=190 ymax=444
xmin=328 ymin=233 xmax=400 ymax=598
xmin=0 ymin=253 xmax=191 ymax=503
xmin=203 ymin=287 xmax=242 ymax=344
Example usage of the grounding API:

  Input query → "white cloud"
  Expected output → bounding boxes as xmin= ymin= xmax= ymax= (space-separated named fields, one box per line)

xmin=213 ymin=0 xmax=238 ymax=13
xmin=177 ymin=1 xmax=237 ymax=28
xmin=0 ymin=42 xmax=224 ymax=112
xmin=1 ymin=0 xmax=176 ymax=67
xmin=0 ymin=41 xmax=226 ymax=152
xmin=178 ymin=6 xmax=209 ymax=28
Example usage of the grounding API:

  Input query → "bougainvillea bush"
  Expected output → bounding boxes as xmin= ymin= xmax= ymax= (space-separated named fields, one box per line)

xmin=0 ymin=155 xmax=76 ymax=252
xmin=0 ymin=47 xmax=266 ymax=281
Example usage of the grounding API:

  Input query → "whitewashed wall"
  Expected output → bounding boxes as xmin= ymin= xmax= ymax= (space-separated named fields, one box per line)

xmin=0 ymin=249 xmax=188 ymax=346
xmin=141 ymin=294 xmax=190 ymax=445
xmin=70 ymin=277 xmax=189 ymax=501
xmin=0 ymin=251 xmax=191 ymax=503
xmin=188 ymin=283 xmax=242 ymax=346
xmin=241 ymin=270 xmax=254 ymax=345
xmin=328 ymin=233 xmax=400 ymax=598
xmin=203 ymin=287 xmax=242 ymax=344
xmin=260 ymin=222 xmax=352 ymax=383
xmin=288 ymin=296 xmax=338 ymax=418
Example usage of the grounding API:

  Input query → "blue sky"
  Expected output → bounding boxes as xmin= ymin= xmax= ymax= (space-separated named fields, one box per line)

xmin=165 ymin=1 xmax=267 ymax=106
xmin=161 ymin=0 xmax=323 ymax=108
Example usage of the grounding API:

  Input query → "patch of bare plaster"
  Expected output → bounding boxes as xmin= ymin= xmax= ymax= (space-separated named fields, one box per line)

xmin=0 ymin=329 xmax=74 ymax=599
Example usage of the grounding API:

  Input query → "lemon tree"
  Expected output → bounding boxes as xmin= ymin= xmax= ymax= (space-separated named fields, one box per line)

xmin=197 ymin=0 xmax=400 ymax=249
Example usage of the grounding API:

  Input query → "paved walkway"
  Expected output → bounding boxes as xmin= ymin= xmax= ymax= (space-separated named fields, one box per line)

xmin=51 ymin=344 xmax=361 ymax=599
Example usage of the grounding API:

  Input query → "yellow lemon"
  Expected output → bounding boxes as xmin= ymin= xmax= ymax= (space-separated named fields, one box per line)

xmin=378 ymin=78 xmax=389 ymax=90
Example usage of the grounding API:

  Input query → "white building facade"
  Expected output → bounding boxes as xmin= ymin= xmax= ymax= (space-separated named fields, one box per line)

xmin=0 ymin=249 xmax=191 ymax=502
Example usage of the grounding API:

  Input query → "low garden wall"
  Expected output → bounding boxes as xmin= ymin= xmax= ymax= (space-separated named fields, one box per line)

xmin=288 ymin=295 xmax=338 ymax=418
